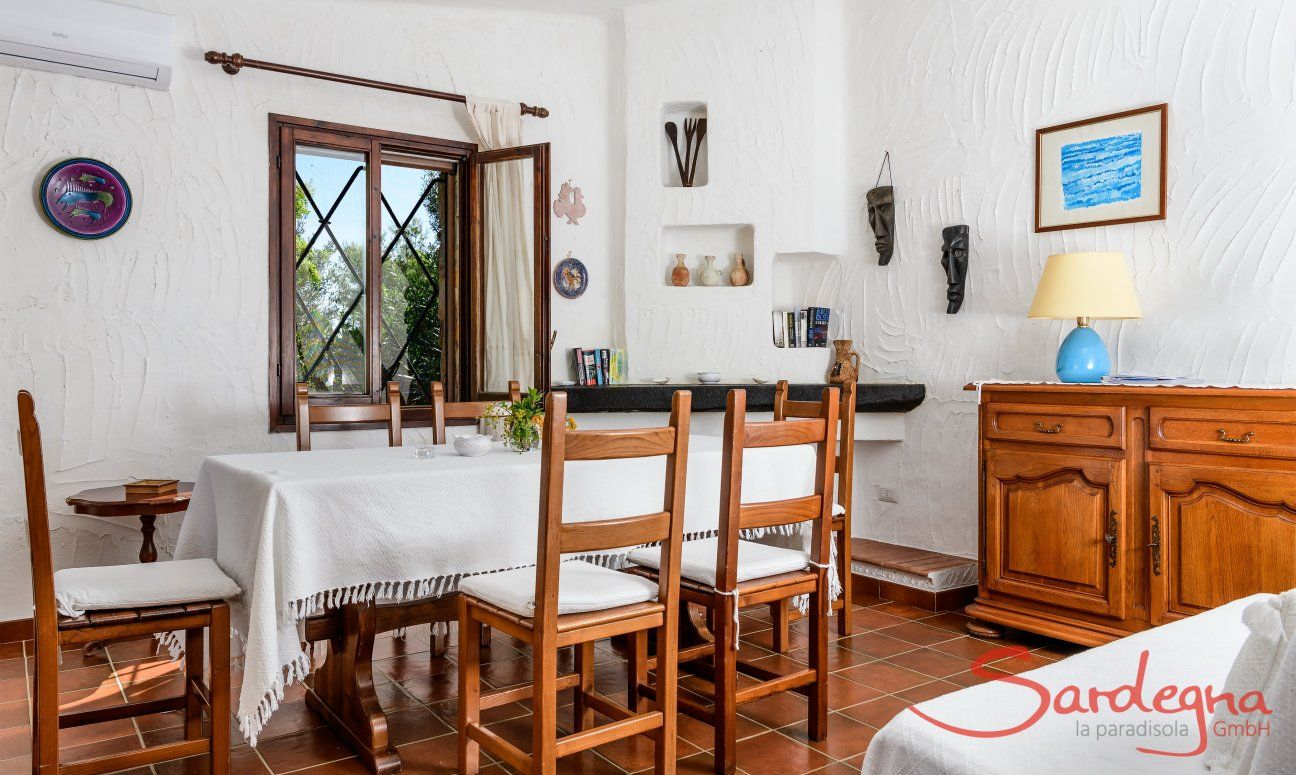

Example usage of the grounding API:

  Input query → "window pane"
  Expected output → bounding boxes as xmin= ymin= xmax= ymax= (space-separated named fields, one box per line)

xmin=294 ymin=146 xmax=367 ymax=394
xmin=480 ymin=156 xmax=535 ymax=393
xmin=380 ymin=160 xmax=447 ymax=406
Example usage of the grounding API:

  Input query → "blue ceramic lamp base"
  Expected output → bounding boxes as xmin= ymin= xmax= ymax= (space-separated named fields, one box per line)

xmin=1056 ymin=321 xmax=1111 ymax=383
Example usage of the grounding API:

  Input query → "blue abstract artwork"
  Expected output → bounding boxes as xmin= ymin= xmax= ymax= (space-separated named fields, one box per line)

xmin=1060 ymin=132 xmax=1143 ymax=210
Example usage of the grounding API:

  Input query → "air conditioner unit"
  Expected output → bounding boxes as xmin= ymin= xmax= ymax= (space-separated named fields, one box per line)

xmin=0 ymin=0 xmax=174 ymax=90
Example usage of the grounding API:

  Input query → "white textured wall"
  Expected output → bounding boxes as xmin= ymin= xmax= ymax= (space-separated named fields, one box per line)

xmin=847 ymin=0 xmax=1296 ymax=557
xmin=620 ymin=0 xmax=864 ymax=385
xmin=0 ymin=0 xmax=620 ymax=621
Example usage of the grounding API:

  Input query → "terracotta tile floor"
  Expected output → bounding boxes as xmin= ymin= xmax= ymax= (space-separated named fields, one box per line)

xmin=0 ymin=597 xmax=1085 ymax=773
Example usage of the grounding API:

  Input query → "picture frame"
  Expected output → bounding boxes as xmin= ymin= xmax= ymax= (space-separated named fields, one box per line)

xmin=1035 ymin=104 xmax=1167 ymax=233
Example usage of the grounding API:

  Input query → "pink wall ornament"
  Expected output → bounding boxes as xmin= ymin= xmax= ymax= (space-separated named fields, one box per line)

xmin=552 ymin=179 xmax=587 ymax=225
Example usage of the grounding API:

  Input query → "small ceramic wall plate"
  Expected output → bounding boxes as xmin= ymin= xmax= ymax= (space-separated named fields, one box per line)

xmin=40 ymin=158 xmax=133 ymax=239
xmin=553 ymin=254 xmax=589 ymax=298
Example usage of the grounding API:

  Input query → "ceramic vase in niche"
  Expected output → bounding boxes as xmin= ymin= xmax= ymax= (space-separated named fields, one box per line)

xmin=729 ymin=253 xmax=750 ymax=287
xmin=828 ymin=339 xmax=860 ymax=385
xmin=697 ymin=255 xmax=722 ymax=286
xmin=670 ymin=253 xmax=691 ymax=287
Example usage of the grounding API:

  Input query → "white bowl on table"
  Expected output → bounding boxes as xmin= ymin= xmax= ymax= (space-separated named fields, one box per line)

xmin=452 ymin=433 xmax=493 ymax=457
xmin=697 ymin=372 xmax=722 ymax=384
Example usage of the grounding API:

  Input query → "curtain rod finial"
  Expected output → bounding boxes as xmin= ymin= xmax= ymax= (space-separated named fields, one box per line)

xmin=205 ymin=50 xmax=244 ymax=75
xmin=522 ymin=103 xmax=550 ymax=119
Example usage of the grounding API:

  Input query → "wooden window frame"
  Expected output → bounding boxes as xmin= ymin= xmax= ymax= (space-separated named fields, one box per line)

xmin=268 ymin=114 xmax=479 ymax=432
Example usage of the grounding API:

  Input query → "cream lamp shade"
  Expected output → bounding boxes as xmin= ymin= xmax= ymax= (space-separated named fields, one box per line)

xmin=1027 ymin=252 xmax=1143 ymax=320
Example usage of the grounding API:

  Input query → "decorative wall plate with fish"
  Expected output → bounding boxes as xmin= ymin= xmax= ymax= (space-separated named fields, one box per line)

xmin=553 ymin=253 xmax=589 ymax=299
xmin=40 ymin=158 xmax=132 ymax=239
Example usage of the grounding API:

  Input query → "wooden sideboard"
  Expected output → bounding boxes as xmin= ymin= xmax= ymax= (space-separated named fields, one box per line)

xmin=965 ymin=383 xmax=1296 ymax=646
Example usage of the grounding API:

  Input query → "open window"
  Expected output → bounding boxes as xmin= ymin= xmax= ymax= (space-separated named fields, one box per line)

xmin=267 ymin=115 xmax=551 ymax=430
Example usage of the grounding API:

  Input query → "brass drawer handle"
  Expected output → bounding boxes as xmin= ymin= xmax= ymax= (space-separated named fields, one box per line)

xmin=1104 ymin=509 xmax=1119 ymax=568
xmin=1034 ymin=421 xmax=1064 ymax=434
xmin=1217 ymin=429 xmax=1255 ymax=444
xmin=1146 ymin=515 xmax=1162 ymax=576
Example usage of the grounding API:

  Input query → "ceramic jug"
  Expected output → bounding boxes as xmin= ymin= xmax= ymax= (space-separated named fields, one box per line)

xmin=670 ymin=253 xmax=690 ymax=287
xmin=697 ymin=255 xmax=722 ymax=286
xmin=729 ymin=253 xmax=750 ymax=286
xmin=828 ymin=339 xmax=860 ymax=384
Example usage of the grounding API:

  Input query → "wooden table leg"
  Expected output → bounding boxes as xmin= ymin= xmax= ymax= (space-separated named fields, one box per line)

xmin=138 ymin=514 xmax=158 ymax=563
xmin=306 ymin=602 xmax=401 ymax=774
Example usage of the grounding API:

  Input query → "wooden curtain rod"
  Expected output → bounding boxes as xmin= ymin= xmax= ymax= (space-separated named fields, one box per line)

xmin=203 ymin=51 xmax=549 ymax=118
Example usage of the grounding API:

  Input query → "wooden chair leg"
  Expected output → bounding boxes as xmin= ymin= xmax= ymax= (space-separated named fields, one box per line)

xmin=807 ymin=585 xmax=829 ymax=742
xmin=33 ymin=633 xmax=60 ymax=774
xmin=628 ymin=629 xmax=649 ymax=713
xmin=574 ymin=641 xmax=595 ymax=732
xmin=210 ymin=604 xmax=231 ymax=775
xmin=654 ymin=618 xmax=678 ymax=774
xmin=835 ymin=525 xmax=853 ymax=637
xmin=457 ymin=602 xmax=482 ymax=775
xmin=713 ymin=595 xmax=738 ymax=775
xmin=184 ymin=627 xmax=205 ymax=740
xmin=769 ymin=600 xmax=790 ymax=653
xmin=532 ymin=638 xmax=558 ymax=774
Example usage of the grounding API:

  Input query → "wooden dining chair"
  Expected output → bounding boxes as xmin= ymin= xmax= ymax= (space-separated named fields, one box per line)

xmin=18 ymin=391 xmax=239 ymax=775
xmin=625 ymin=387 xmax=839 ymax=774
xmin=428 ymin=380 xmax=522 ymax=443
xmin=457 ymin=390 xmax=692 ymax=774
xmin=768 ymin=379 xmax=858 ymax=646
xmin=294 ymin=381 xmax=403 ymax=451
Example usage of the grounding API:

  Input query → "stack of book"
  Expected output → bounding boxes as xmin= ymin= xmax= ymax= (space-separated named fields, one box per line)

xmin=570 ymin=348 xmax=629 ymax=385
xmin=771 ymin=307 xmax=830 ymax=348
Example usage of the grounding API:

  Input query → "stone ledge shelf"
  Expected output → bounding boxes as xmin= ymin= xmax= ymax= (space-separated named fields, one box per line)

xmin=560 ymin=383 xmax=922 ymax=442
xmin=560 ymin=382 xmax=924 ymax=414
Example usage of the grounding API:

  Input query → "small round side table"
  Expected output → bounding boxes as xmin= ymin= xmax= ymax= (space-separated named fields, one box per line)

xmin=66 ymin=482 xmax=194 ymax=564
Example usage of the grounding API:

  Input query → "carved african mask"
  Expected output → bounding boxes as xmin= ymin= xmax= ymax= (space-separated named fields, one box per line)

xmin=866 ymin=186 xmax=895 ymax=266
xmin=941 ymin=225 xmax=969 ymax=314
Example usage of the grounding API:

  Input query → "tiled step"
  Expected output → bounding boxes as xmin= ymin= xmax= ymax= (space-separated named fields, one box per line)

xmin=851 ymin=538 xmax=978 ymax=612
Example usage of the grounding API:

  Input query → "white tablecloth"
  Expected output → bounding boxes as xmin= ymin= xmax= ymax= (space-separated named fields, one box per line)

xmin=173 ymin=435 xmax=824 ymax=744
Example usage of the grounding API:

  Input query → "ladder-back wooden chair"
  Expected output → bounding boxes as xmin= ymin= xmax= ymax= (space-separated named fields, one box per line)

xmin=18 ymin=391 xmax=239 ymax=774
xmin=428 ymin=380 xmax=522 ymax=443
xmin=769 ymin=379 xmax=858 ymax=644
xmin=457 ymin=390 xmax=692 ymax=774
xmin=625 ymin=387 xmax=839 ymax=774
xmin=294 ymin=381 xmax=403 ymax=451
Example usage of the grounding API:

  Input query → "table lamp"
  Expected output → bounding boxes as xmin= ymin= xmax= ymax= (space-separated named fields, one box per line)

xmin=1028 ymin=252 xmax=1142 ymax=383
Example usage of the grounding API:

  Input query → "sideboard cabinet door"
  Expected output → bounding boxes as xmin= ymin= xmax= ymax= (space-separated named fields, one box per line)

xmin=985 ymin=448 xmax=1127 ymax=618
xmin=1149 ymin=463 xmax=1296 ymax=624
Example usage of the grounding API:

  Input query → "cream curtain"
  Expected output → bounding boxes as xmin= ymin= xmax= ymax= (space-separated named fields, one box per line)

xmin=466 ymin=96 xmax=534 ymax=393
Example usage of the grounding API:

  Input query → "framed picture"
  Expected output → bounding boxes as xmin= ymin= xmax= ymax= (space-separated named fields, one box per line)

xmin=1035 ymin=104 xmax=1167 ymax=232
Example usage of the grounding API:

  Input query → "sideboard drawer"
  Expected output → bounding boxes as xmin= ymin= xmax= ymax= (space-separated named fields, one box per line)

xmin=1150 ymin=407 xmax=1296 ymax=459
xmin=985 ymin=402 xmax=1125 ymax=449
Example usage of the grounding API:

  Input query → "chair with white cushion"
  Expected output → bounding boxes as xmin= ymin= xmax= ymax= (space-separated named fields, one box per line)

xmin=457 ymin=390 xmax=692 ymax=774
xmin=768 ymin=378 xmax=857 ymax=646
xmin=18 ymin=390 xmax=241 ymax=775
xmin=625 ymin=386 xmax=839 ymax=774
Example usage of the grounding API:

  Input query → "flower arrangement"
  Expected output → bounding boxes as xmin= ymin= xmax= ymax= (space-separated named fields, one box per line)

xmin=493 ymin=388 xmax=576 ymax=453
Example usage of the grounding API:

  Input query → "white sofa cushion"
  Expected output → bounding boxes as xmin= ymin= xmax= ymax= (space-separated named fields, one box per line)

xmin=458 ymin=559 xmax=658 ymax=618
xmin=54 ymin=558 xmax=242 ymax=618
xmin=627 ymin=537 xmax=810 ymax=587
xmin=1205 ymin=588 xmax=1296 ymax=772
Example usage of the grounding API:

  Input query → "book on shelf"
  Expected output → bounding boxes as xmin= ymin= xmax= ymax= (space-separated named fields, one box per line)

xmin=569 ymin=347 xmax=629 ymax=385
xmin=772 ymin=307 xmax=831 ymax=348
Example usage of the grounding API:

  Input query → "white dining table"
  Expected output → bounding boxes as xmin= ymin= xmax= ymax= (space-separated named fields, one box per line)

xmin=173 ymin=434 xmax=828 ymax=770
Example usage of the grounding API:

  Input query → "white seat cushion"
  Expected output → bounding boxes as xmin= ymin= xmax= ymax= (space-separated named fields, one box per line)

xmin=54 ymin=558 xmax=242 ymax=618
xmin=458 ymin=560 xmax=659 ymax=618
xmin=627 ymin=537 xmax=810 ymax=587
xmin=832 ymin=502 xmax=845 ymax=516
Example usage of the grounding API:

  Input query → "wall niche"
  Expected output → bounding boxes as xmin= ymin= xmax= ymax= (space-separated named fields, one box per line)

xmin=661 ymin=224 xmax=754 ymax=287
xmin=661 ymin=101 xmax=708 ymax=188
